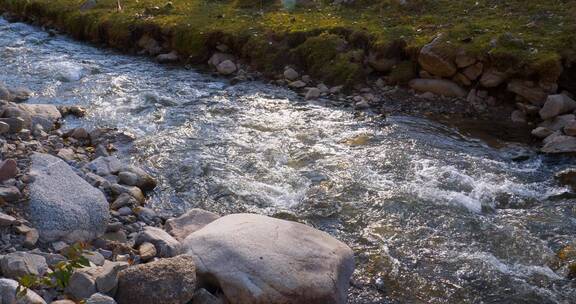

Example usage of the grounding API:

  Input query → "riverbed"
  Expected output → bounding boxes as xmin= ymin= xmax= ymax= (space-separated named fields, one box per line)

xmin=1 ymin=18 xmax=575 ymax=303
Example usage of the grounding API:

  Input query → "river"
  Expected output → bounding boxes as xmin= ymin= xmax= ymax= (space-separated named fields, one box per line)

xmin=1 ymin=18 xmax=575 ymax=303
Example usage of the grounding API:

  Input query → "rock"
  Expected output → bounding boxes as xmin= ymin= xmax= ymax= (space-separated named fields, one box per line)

xmin=305 ymin=87 xmax=321 ymax=100
xmin=57 ymin=148 xmax=76 ymax=161
xmin=156 ymin=51 xmax=179 ymax=64
xmin=455 ymin=52 xmax=476 ymax=68
xmin=216 ymin=60 xmax=237 ymax=75
xmin=95 ymin=261 xmax=128 ymax=296
xmin=0 ymin=83 xmax=11 ymax=101
xmin=86 ymin=293 xmax=117 ymax=304
xmin=116 ymin=255 xmax=197 ymax=304
xmin=366 ymin=52 xmax=397 ymax=73
xmin=0 ymin=159 xmax=18 ymax=182
xmin=0 ymin=212 xmax=17 ymax=226
xmin=507 ymin=80 xmax=547 ymax=105
xmin=283 ymin=68 xmax=299 ymax=81
xmin=165 ymin=209 xmax=220 ymax=241
xmin=51 ymin=300 xmax=76 ymax=304
xmin=70 ymin=127 xmax=89 ymax=140
xmin=539 ymin=94 xmax=576 ymax=120
xmin=28 ymin=153 xmax=109 ymax=242
xmin=119 ymin=166 xmax=156 ymax=191
xmin=191 ymin=289 xmax=224 ymax=304
xmin=480 ymin=69 xmax=507 ymax=87
xmin=66 ymin=267 xmax=99 ymax=299
xmin=462 ymin=62 xmax=483 ymax=80
xmin=288 ymin=80 xmax=307 ymax=89
xmin=0 ymin=186 xmax=21 ymax=202
xmin=409 ymin=79 xmax=466 ymax=97
xmin=2 ymin=107 xmax=32 ymax=129
xmin=80 ymin=0 xmax=98 ymax=11
xmin=84 ymin=251 xmax=106 ymax=267
xmin=541 ymin=135 xmax=576 ymax=153
xmin=555 ymin=169 xmax=576 ymax=190
xmin=452 ymin=73 xmax=471 ymax=87
xmin=137 ymin=35 xmax=162 ymax=56
xmin=24 ymin=229 xmax=40 ymax=248
xmin=539 ymin=114 xmax=575 ymax=131
xmin=0 ymin=278 xmax=46 ymax=304
xmin=0 ymin=252 xmax=48 ymax=279
xmin=0 ymin=121 xmax=9 ymax=134
xmin=110 ymin=193 xmax=138 ymax=210
xmin=111 ymin=184 xmax=145 ymax=203
xmin=117 ymin=171 xmax=138 ymax=186
xmin=418 ymin=36 xmax=457 ymax=77
xmin=135 ymin=227 xmax=182 ymax=258
xmin=183 ymin=214 xmax=355 ymax=304
xmin=117 ymin=207 xmax=132 ymax=216
xmin=18 ymin=104 xmax=62 ymax=131
xmin=138 ymin=242 xmax=157 ymax=261
xmin=85 ymin=156 xmax=123 ymax=176
xmin=0 ymin=117 xmax=25 ymax=133
xmin=565 ymin=121 xmax=576 ymax=136
xmin=208 ymin=53 xmax=235 ymax=68
xmin=510 ymin=110 xmax=526 ymax=123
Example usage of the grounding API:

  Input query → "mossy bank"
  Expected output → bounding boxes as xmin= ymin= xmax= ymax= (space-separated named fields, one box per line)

xmin=2 ymin=0 xmax=576 ymax=151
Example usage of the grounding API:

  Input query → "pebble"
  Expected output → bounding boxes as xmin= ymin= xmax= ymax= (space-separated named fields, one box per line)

xmin=138 ymin=242 xmax=157 ymax=261
xmin=0 ymin=212 xmax=17 ymax=226
xmin=0 ymin=159 xmax=18 ymax=182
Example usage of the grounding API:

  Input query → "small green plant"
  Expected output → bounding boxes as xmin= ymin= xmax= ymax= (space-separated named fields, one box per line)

xmin=16 ymin=243 xmax=91 ymax=298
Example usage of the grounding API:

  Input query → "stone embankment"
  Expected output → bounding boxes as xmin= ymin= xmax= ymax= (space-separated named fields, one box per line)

xmin=0 ymin=82 xmax=355 ymax=304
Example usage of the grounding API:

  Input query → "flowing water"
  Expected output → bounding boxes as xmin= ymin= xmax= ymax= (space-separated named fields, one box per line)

xmin=2 ymin=18 xmax=576 ymax=303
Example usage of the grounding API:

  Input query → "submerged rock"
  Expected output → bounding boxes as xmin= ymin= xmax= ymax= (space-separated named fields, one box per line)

xmin=28 ymin=153 xmax=109 ymax=242
xmin=183 ymin=213 xmax=355 ymax=304
xmin=116 ymin=255 xmax=197 ymax=304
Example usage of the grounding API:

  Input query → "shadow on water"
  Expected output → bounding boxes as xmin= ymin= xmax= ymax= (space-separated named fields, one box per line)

xmin=1 ymin=18 xmax=576 ymax=303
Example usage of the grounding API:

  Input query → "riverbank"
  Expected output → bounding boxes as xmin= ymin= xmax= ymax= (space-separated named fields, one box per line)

xmin=0 ymin=82 xmax=355 ymax=303
xmin=1 ymin=0 xmax=576 ymax=151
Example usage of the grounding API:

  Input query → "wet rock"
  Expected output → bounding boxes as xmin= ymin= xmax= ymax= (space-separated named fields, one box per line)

xmin=541 ymin=135 xmax=576 ymax=153
xmin=70 ymin=127 xmax=89 ymax=140
xmin=480 ymin=69 xmax=507 ymax=87
xmin=57 ymin=148 xmax=76 ymax=161
xmin=507 ymin=80 xmax=547 ymax=105
xmin=183 ymin=214 xmax=355 ymax=304
xmin=137 ymin=35 xmax=162 ymax=56
xmin=165 ymin=209 xmax=220 ymax=241
xmin=111 ymin=184 xmax=145 ymax=203
xmin=156 ymin=51 xmax=179 ymax=64
xmin=0 ymin=185 xmax=21 ymax=202
xmin=418 ymin=36 xmax=457 ymax=77
xmin=2 ymin=107 xmax=32 ymax=129
xmin=119 ymin=166 xmax=156 ymax=191
xmin=0 ymin=83 xmax=11 ymax=101
xmin=86 ymin=293 xmax=117 ymax=304
xmin=305 ymin=87 xmax=321 ymax=100
xmin=0 ymin=212 xmax=17 ymax=226
xmin=0 ymin=159 xmax=18 ymax=182
xmin=0 ymin=278 xmax=46 ymax=304
xmin=0 ymin=121 xmax=9 ymax=134
xmin=28 ymin=153 xmax=109 ymax=242
xmin=0 ymin=252 xmax=48 ymax=279
xmin=110 ymin=193 xmax=138 ymax=210
xmin=555 ymin=169 xmax=576 ymax=190
xmin=409 ymin=79 xmax=466 ymax=97
xmin=116 ymin=255 xmax=197 ymax=304
xmin=289 ymin=80 xmax=307 ymax=89
xmin=565 ymin=121 xmax=576 ymax=136
xmin=9 ymin=87 xmax=32 ymax=102
xmin=135 ymin=226 xmax=182 ymax=258
xmin=539 ymin=94 xmax=576 ymax=120
xmin=18 ymin=104 xmax=62 ymax=131
xmin=216 ymin=60 xmax=237 ymax=75
xmin=0 ymin=117 xmax=26 ymax=133
xmin=86 ymin=156 xmax=123 ymax=177
xmin=283 ymin=68 xmax=299 ymax=81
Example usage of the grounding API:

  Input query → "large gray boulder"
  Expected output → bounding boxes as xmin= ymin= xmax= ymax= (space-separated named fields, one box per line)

xmin=0 ymin=278 xmax=46 ymax=304
xmin=183 ymin=214 xmax=355 ymax=304
xmin=116 ymin=255 xmax=197 ymax=304
xmin=28 ymin=153 xmax=109 ymax=242
xmin=539 ymin=94 xmax=576 ymax=120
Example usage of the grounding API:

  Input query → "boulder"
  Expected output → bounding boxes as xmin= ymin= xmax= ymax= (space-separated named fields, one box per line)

xmin=462 ymin=62 xmax=483 ymax=80
xmin=67 ymin=261 xmax=128 ymax=299
xmin=183 ymin=214 xmax=355 ymax=304
xmin=0 ymin=252 xmax=49 ymax=279
xmin=409 ymin=79 xmax=466 ymax=97
xmin=366 ymin=53 xmax=397 ymax=73
xmin=86 ymin=293 xmax=117 ymax=304
xmin=0 ymin=278 xmax=46 ymax=304
xmin=208 ymin=53 xmax=235 ymax=68
xmin=216 ymin=60 xmax=237 ymax=75
xmin=305 ymin=87 xmax=321 ymax=100
xmin=156 ymin=51 xmax=179 ymax=64
xmin=283 ymin=68 xmax=299 ymax=81
xmin=507 ymin=80 xmax=547 ymax=105
xmin=418 ymin=36 xmax=457 ymax=77
xmin=555 ymin=168 xmax=576 ymax=190
xmin=539 ymin=94 xmax=576 ymax=120
xmin=0 ymin=158 xmax=18 ymax=182
xmin=28 ymin=153 xmax=109 ymax=242
xmin=118 ymin=166 xmax=156 ymax=191
xmin=479 ymin=69 xmax=507 ymax=87
xmin=531 ymin=127 xmax=554 ymax=139
xmin=539 ymin=114 xmax=575 ymax=131
xmin=288 ymin=80 xmax=307 ymax=89
xmin=565 ymin=121 xmax=576 ymax=136
xmin=0 ymin=117 xmax=26 ymax=133
xmin=0 ymin=83 xmax=11 ymax=100
xmin=18 ymin=104 xmax=62 ymax=131
xmin=165 ymin=209 xmax=220 ymax=241
xmin=0 ymin=121 xmax=9 ymax=134
xmin=116 ymin=255 xmax=197 ymax=304
xmin=541 ymin=135 xmax=576 ymax=153
xmin=455 ymin=52 xmax=476 ymax=68
xmin=135 ymin=227 xmax=182 ymax=258
xmin=85 ymin=156 xmax=123 ymax=177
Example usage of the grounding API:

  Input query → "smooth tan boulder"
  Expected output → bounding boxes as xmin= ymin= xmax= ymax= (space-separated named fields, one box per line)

xmin=418 ymin=36 xmax=457 ymax=77
xmin=409 ymin=78 xmax=466 ymax=97
xmin=183 ymin=214 xmax=355 ymax=304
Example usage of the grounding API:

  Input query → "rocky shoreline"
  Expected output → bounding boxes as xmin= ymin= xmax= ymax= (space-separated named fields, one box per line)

xmin=0 ymin=82 xmax=355 ymax=304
